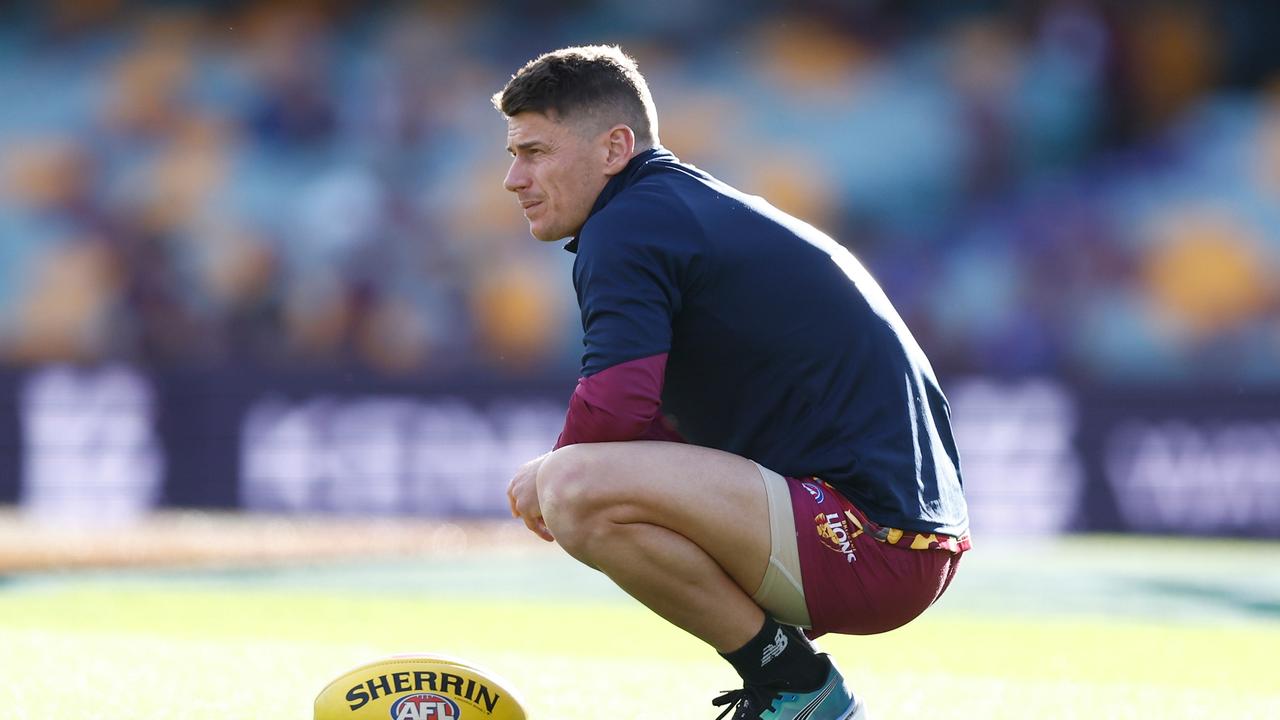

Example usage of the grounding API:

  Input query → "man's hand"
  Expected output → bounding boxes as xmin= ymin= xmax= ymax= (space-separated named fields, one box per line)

xmin=507 ymin=452 xmax=554 ymax=542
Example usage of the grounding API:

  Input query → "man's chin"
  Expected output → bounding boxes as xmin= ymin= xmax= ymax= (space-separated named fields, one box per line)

xmin=530 ymin=224 xmax=567 ymax=242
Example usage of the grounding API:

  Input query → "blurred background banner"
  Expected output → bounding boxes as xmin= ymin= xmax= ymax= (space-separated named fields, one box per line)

xmin=2 ymin=365 xmax=1277 ymax=537
xmin=0 ymin=0 xmax=1278 ymax=537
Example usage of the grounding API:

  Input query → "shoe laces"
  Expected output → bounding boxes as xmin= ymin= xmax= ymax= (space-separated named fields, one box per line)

xmin=712 ymin=685 xmax=781 ymax=719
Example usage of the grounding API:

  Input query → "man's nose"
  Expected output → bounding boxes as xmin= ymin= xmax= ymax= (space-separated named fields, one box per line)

xmin=504 ymin=160 xmax=528 ymax=193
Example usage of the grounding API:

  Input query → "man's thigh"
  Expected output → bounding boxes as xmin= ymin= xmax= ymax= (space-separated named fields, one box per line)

xmin=538 ymin=441 xmax=773 ymax=600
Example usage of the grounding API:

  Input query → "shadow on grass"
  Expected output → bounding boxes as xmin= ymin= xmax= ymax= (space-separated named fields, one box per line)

xmin=1132 ymin=578 xmax=1280 ymax=619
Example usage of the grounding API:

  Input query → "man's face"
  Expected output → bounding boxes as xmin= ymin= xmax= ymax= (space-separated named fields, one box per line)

xmin=504 ymin=111 xmax=612 ymax=241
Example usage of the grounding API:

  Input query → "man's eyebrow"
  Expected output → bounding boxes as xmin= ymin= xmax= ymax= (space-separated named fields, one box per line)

xmin=507 ymin=140 xmax=546 ymax=154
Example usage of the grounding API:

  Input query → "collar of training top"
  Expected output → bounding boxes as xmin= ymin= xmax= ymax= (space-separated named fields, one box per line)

xmin=563 ymin=146 xmax=674 ymax=254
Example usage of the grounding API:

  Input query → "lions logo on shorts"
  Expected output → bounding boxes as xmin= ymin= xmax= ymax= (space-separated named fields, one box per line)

xmin=814 ymin=510 xmax=861 ymax=564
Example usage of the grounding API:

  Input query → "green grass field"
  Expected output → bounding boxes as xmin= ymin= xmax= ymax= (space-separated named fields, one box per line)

xmin=3 ymin=530 xmax=1278 ymax=719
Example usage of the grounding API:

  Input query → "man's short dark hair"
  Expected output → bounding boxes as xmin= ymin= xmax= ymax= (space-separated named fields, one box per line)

xmin=492 ymin=45 xmax=659 ymax=148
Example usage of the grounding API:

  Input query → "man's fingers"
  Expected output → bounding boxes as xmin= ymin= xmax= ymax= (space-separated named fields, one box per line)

xmin=533 ymin=518 xmax=554 ymax=542
xmin=516 ymin=506 xmax=553 ymax=541
xmin=521 ymin=512 xmax=553 ymax=541
xmin=508 ymin=461 xmax=548 ymax=537
xmin=507 ymin=487 xmax=519 ymax=518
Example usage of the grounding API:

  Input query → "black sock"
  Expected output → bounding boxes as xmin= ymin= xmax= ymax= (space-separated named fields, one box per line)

xmin=719 ymin=616 xmax=830 ymax=691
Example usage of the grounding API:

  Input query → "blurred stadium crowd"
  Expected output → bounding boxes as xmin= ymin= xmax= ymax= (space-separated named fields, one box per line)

xmin=1 ymin=0 xmax=1278 ymax=387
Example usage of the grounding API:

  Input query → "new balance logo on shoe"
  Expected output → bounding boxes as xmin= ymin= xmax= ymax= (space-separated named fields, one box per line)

xmin=761 ymin=627 xmax=788 ymax=666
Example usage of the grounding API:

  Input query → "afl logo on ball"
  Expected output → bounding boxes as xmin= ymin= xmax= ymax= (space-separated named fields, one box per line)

xmin=802 ymin=482 xmax=824 ymax=503
xmin=389 ymin=693 xmax=459 ymax=720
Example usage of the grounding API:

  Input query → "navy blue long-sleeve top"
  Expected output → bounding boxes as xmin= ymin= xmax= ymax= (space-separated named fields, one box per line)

xmin=558 ymin=147 xmax=968 ymax=537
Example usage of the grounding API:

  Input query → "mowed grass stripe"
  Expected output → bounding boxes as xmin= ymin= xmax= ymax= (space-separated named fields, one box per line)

xmin=3 ymin=623 xmax=1278 ymax=719
xmin=3 ymin=589 xmax=1280 ymax=719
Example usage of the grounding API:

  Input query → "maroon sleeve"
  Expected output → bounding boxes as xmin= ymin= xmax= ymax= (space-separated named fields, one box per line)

xmin=554 ymin=353 xmax=686 ymax=449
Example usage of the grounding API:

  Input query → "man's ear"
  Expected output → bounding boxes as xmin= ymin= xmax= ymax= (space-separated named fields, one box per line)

xmin=602 ymin=124 xmax=636 ymax=176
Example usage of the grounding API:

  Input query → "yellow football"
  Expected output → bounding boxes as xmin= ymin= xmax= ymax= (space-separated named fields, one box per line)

xmin=315 ymin=654 xmax=528 ymax=720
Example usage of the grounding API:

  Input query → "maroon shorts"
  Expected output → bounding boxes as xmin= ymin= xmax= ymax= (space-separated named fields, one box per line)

xmin=788 ymin=478 xmax=968 ymax=638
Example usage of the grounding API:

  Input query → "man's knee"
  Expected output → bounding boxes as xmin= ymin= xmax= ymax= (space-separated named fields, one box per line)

xmin=537 ymin=440 xmax=640 ymax=550
xmin=538 ymin=444 xmax=618 ymax=551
